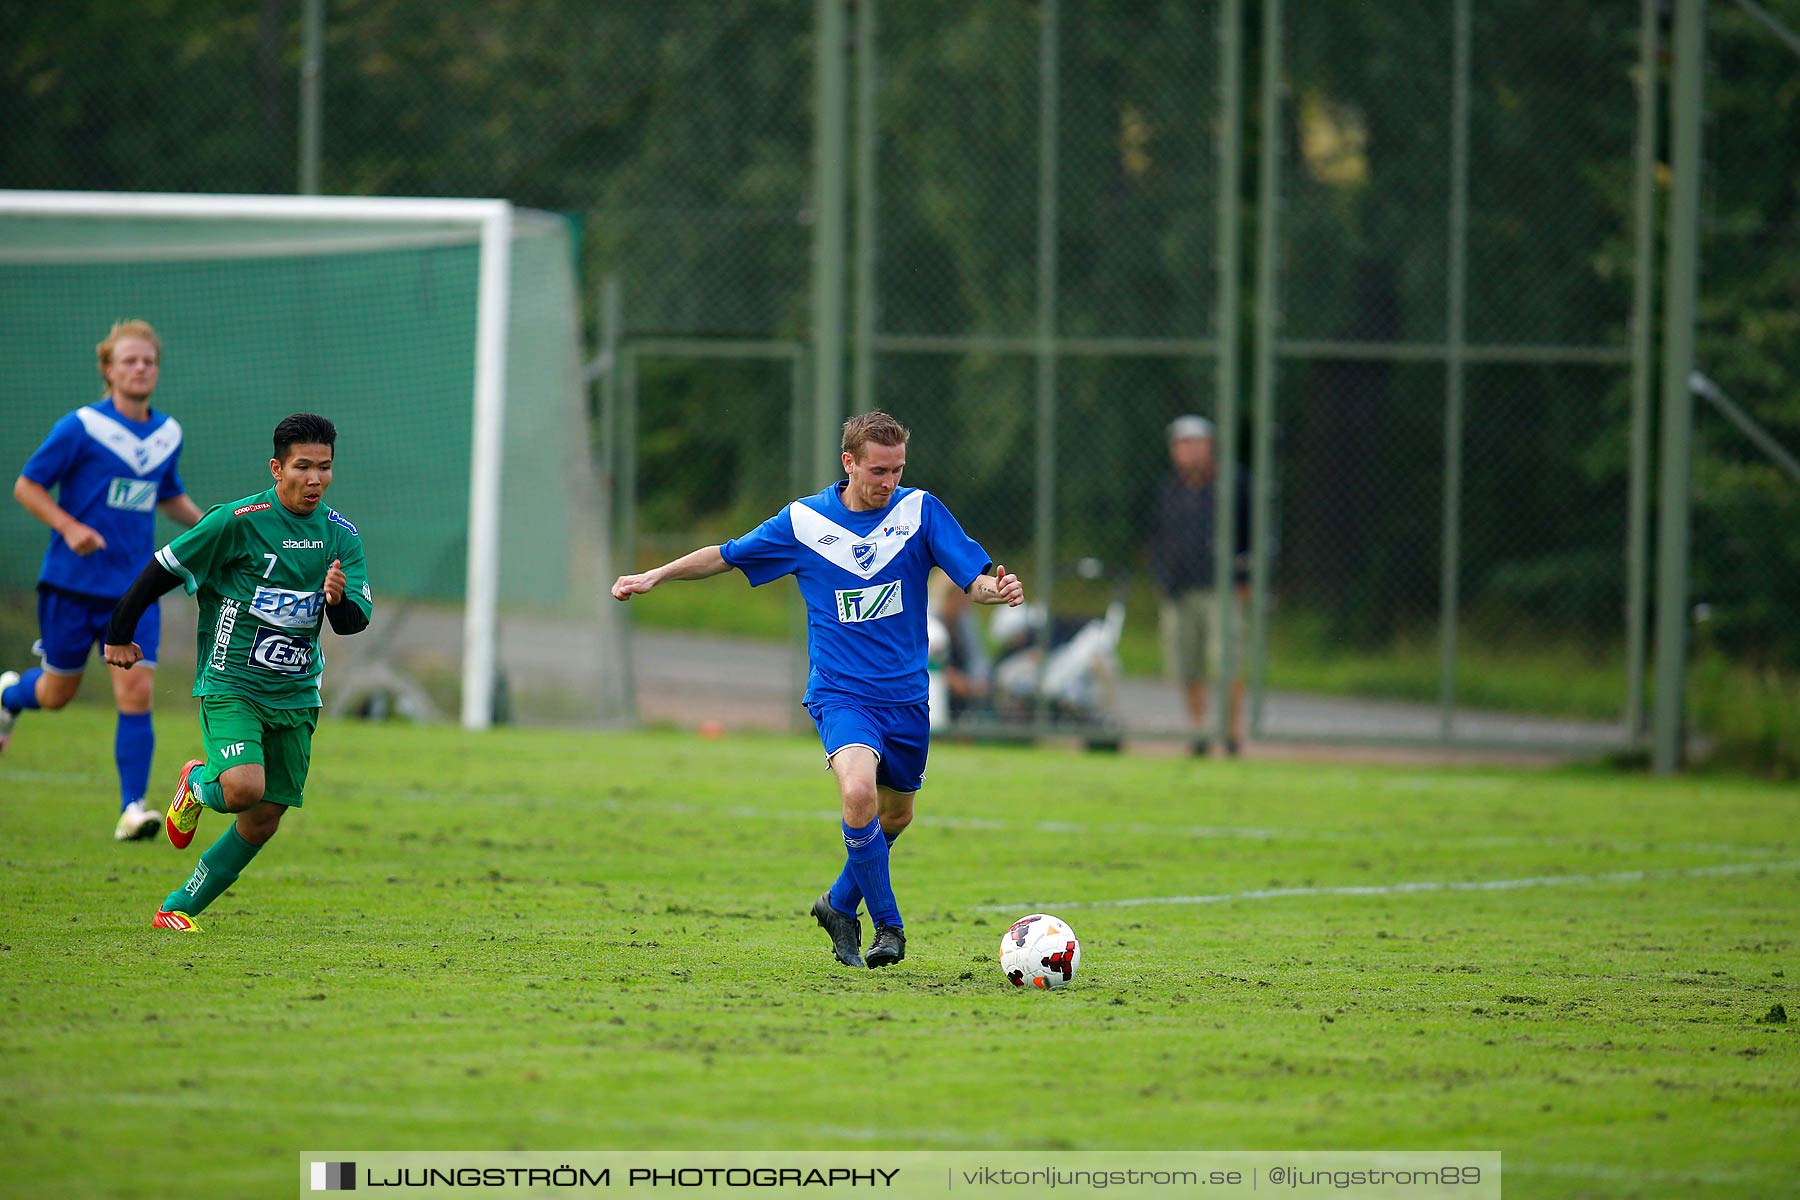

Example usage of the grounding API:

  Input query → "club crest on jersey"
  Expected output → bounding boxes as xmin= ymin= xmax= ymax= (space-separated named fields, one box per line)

xmin=835 ymin=581 xmax=903 ymax=624
xmin=852 ymin=542 xmax=877 ymax=571
xmin=251 ymin=585 xmax=326 ymax=630
xmin=248 ymin=627 xmax=315 ymax=675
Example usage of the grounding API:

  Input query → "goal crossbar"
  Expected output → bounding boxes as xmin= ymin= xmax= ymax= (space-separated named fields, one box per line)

xmin=0 ymin=190 xmax=514 ymax=731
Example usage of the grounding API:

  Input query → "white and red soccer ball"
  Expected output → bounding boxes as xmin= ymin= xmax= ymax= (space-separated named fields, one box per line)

xmin=999 ymin=913 xmax=1081 ymax=990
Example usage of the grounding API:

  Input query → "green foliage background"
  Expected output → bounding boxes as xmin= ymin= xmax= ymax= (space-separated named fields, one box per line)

xmin=2 ymin=0 xmax=1794 ymax=723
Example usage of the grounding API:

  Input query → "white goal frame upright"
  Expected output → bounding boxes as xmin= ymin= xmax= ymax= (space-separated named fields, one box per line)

xmin=0 ymin=190 xmax=514 ymax=731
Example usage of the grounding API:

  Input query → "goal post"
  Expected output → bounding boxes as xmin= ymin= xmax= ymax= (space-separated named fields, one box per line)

xmin=0 ymin=189 xmax=615 ymax=731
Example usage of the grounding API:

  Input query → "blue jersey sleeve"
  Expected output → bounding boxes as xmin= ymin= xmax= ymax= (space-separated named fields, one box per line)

xmin=20 ymin=414 xmax=82 ymax=488
xmin=158 ymin=444 xmax=186 ymax=502
xmin=720 ymin=507 xmax=798 ymax=587
xmin=922 ymin=493 xmax=992 ymax=590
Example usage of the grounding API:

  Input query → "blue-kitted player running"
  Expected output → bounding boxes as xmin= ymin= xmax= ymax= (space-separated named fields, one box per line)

xmin=611 ymin=411 xmax=1025 ymax=969
xmin=1 ymin=321 xmax=204 ymax=840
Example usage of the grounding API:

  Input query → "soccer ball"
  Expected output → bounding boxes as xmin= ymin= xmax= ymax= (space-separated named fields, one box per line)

xmin=999 ymin=913 xmax=1081 ymax=990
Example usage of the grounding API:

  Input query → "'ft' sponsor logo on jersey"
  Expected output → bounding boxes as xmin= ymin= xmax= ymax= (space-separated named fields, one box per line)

xmin=105 ymin=478 xmax=158 ymax=513
xmin=835 ymin=581 xmax=904 ymax=624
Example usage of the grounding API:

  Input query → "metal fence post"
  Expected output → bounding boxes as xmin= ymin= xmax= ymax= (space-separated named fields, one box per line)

xmin=1248 ymin=0 xmax=1283 ymax=739
xmin=1624 ymin=0 xmax=1661 ymax=744
xmin=792 ymin=348 xmax=814 ymax=730
xmin=1437 ymin=0 xmax=1472 ymax=740
xmin=1652 ymin=0 xmax=1707 ymax=774
xmin=853 ymin=0 xmax=879 ymax=417
xmin=811 ymin=0 xmax=850 ymax=482
xmin=620 ymin=347 xmax=639 ymax=586
xmin=597 ymin=274 xmax=634 ymax=721
xmin=1032 ymin=0 xmax=1062 ymax=730
xmin=1213 ymin=0 xmax=1245 ymax=750
xmin=298 ymin=0 xmax=323 ymax=194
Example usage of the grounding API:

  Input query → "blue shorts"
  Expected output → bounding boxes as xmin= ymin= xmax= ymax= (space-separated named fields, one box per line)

xmin=35 ymin=588 xmax=161 ymax=674
xmin=805 ymin=699 xmax=931 ymax=794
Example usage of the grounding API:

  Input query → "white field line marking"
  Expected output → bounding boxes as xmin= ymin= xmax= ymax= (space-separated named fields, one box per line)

xmin=386 ymin=788 xmax=1792 ymax=861
xmin=24 ymin=774 xmax=1786 ymax=861
xmin=975 ymin=858 xmax=1800 ymax=912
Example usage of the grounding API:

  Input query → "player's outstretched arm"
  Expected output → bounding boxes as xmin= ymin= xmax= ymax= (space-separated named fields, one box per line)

xmin=611 ymin=545 xmax=730 ymax=601
xmin=102 ymin=559 xmax=184 ymax=668
xmin=967 ymin=562 xmax=1025 ymax=607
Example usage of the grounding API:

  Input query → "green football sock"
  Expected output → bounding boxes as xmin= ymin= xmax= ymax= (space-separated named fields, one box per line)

xmin=195 ymin=770 xmax=229 ymax=814
xmin=163 ymin=824 xmax=262 ymax=915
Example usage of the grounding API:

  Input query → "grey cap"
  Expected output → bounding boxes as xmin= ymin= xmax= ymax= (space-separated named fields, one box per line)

xmin=1168 ymin=414 xmax=1214 ymax=441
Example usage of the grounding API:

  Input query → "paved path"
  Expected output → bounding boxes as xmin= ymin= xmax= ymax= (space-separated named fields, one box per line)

xmin=625 ymin=629 xmax=1630 ymax=752
xmin=161 ymin=600 xmax=1630 ymax=759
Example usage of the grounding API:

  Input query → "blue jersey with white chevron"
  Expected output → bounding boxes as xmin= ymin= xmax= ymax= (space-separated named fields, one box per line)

xmin=722 ymin=482 xmax=992 ymax=706
xmin=21 ymin=399 xmax=188 ymax=599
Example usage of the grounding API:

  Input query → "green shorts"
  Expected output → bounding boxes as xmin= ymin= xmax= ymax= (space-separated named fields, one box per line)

xmin=197 ymin=695 xmax=319 ymax=808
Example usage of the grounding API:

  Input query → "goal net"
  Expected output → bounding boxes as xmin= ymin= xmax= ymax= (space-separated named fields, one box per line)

xmin=0 ymin=191 xmax=628 ymax=730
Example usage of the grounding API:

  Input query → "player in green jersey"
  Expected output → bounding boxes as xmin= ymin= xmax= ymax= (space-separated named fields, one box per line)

xmin=103 ymin=413 xmax=371 ymax=932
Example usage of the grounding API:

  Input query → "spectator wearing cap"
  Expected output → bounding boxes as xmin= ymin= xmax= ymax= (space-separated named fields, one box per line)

xmin=1148 ymin=414 xmax=1250 ymax=753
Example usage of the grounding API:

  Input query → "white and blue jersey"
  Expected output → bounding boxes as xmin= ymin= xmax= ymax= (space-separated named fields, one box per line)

xmin=722 ymin=482 xmax=992 ymax=707
xmin=21 ymin=399 xmax=187 ymax=600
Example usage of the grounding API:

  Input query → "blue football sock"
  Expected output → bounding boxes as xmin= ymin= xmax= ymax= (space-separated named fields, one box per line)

xmin=3 ymin=667 xmax=43 ymax=712
xmin=115 ymin=712 xmax=154 ymax=812
xmin=840 ymin=818 xmax=901 ymax=929
xmin=829 ymin=826 xmax=902 ymax=916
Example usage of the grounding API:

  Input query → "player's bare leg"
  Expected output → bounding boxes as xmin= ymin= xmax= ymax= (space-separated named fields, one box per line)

xmin=1 ymin=666 xmax=81 ymax=752
xmin=29 ymin=668 xmax=83 ymax=710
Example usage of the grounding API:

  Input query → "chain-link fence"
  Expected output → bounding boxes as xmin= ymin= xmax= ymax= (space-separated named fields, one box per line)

xmin=1249 ymin=0 xmax=1650 ymax=749
xmin=3 ymin=0 xmax=1793 ymax=762
xmin=595 ymin=0 xmax=1664 ymax=751
xmin=1685 ymin=0 xmax=1800 ymax=773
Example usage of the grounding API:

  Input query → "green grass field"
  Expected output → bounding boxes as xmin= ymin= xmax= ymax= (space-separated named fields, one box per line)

xmin=3 ymin=703 xmax=1796 ymax=1198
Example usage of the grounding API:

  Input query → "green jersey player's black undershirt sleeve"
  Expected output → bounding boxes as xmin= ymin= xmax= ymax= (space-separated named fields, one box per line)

xmin=105 ymin=560 xmax=184 ymax=646
xmin=326 ymin=595 xmax=370 ymax=636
